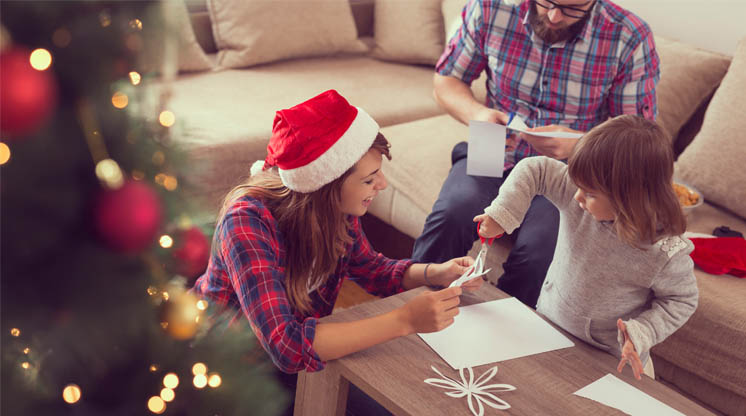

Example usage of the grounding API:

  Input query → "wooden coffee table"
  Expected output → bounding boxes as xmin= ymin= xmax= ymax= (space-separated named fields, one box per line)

xmin=294 ymin=284 xmax=714 ymax=415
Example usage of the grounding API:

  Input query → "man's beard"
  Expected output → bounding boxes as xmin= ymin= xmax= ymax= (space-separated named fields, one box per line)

xmin=528 ymin=1 xmax=592 ymax=44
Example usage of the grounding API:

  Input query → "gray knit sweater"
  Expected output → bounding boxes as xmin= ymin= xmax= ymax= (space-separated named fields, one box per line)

xmin=485 ymin=156 xmax=698 ymax=363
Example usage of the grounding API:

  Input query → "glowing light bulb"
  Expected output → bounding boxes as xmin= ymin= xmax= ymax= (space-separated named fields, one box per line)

xmin=160 ymin=388 xmax=175 ymax=402
xmin=163 ymin=176 xmax=178 ymax=191
xmin=192 ymin=362 xmax=207 ymax=375
xmin=95 ymin=158 xmax=124 ymax=189
xmin=129 ymin=19 xmax=143 ymax=31
xmin=30 ymin=48 xmax=52 ymax=70
xmin=147 ymin=396 xmax=166 ymax=414
xmin=21 ymin=362 xmax=30 ymax=369
xmin=159 ymin=235 xmax=173 ymax=248
xmin=111 ymin=92 xmax=128 ymax=109
xmin=163 ymin=373 xmax=179 ymax=389
xmin=196 ymin=300 xmax=208 ymax=311
xmin=193 ymin=374 xmax=207 ymax=389
xmin=10 ymin=328 xmax=20 ymax=337
xmin=62 ymin=384 xmax=82 ymax=404
xmin=158 ymin=111 xmax=175 ymax=127
xmin=208 ymin=373 xmax=222 ymax=388
xmin=129 ymin=71 xmax=141 ymax=85
xmin=0 ymin=142 xmax=10 ymax=165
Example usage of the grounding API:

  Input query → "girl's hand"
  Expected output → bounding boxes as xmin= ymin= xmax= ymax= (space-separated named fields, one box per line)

xmin=616 ymin=319 xmax=644 ymax=380
xmin=398 ymin=287 xmax=462 ymax=334
xmin=429 ymin=257 xmax=482 ymax=291
xmin=473 ymin=214 xmax=505 ymax=239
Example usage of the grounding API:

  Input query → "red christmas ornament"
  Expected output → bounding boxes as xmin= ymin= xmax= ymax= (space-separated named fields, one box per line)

xmin=172 ymin=226 xmax=210 ymax=281
xmin=94 ymin=181 xmax=163 ymax=253
xmin=0 ymin=47 xmax=57 ymax=138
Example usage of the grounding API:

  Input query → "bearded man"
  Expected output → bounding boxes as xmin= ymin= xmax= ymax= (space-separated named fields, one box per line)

xmin=413 ymin=0 xmax=659 ymax=308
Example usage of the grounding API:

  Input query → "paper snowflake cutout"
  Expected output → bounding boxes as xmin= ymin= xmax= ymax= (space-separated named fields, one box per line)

xmin=424 ymin=366 xmax=516 ymax=416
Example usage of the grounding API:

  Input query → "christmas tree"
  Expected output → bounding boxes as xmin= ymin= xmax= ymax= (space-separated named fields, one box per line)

xmin=1 ymin=2 xmax=286 ymax=414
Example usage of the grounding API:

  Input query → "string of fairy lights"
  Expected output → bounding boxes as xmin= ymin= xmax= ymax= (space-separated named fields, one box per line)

xmin=3 ymin=8 xmax=220 ymax=414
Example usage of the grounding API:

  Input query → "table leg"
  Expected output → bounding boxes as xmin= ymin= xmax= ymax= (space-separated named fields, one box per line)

xmin=294 ymin=367 xmax=349 ymax=416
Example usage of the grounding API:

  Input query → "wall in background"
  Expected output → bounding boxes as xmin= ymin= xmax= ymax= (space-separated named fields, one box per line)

xmin=613 ymin=0 xmax=745 ymax=55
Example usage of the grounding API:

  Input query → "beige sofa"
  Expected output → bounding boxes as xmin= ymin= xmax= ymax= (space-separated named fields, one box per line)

xmin=165 ymin=1 xmax=746 ymax=414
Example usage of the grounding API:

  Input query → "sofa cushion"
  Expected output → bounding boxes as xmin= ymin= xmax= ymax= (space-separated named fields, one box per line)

xmin=651 ymin=206 xmax=746 ymax=414
xmin=676 ymin=38 xmax=746 ymax=219
xmin=372 ymin=115 xmax=467 ymax=239
xmin=207 ymin=0 xmax=367 ymax=69
xmin=164 ymin=56 xmax=443 ymax=208
xmin=370 ymin=0 xmax=444 ymax=66
xmin=655 ymin=36 xmax=731 ymax=144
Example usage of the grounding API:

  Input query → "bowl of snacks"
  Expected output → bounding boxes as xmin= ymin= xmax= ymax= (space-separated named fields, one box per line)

xmin=673 ymin=181 xmax=703 ymax=216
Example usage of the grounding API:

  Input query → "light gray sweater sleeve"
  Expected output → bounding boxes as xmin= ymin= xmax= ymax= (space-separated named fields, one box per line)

xmin=484 ymin=156 xmax=577 ymax=233
xmin=622 ymin=242 xmax=699 ymax=357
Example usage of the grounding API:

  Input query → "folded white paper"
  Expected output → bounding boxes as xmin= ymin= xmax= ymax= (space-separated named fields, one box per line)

xmin=507 ymin=115 xmax=583 ymax=139
xmin=467 ymin=120 xmax=506 ymax=178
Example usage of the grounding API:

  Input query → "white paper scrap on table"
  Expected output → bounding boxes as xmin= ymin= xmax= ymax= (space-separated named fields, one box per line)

xmin=418 ymin=297 xmax=574 ymax=369
xmin=573 ymin=374 xmax=685 ymax=416
xmin=467 ymin=120 xmax=505 ymax=178
xmin=507 ymin=115 xmax=583 ymax=139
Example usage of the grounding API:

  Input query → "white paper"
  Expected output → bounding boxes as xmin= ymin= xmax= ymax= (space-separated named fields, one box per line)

xmin=507 ymin=115 xmax=583 ymax=139
xmin=574 ymin=374 xmax=685 ymax=416
xmin=467 ymin=120 xmax=506 ymax=178
xmin=450 ymin=244 xmax=491 ymax=288
xmin=418 ymin=297 xmax=575 ymax=369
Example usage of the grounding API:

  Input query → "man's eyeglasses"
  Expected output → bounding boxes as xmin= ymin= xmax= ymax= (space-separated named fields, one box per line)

xmin=533 ymin=0 xmax=594 ymax=18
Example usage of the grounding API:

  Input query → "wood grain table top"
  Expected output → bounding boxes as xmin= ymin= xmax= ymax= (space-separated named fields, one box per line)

xmin=296 ymin=284 xmax=714 ymax=416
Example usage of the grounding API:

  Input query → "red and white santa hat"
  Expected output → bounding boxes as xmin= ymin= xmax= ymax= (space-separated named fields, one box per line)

xmin=250 ymin=90 xmax=379 ymax=193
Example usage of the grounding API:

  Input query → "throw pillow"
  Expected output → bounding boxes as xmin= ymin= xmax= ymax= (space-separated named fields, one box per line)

xmin=370 ymin=0 xmax=445 ymax=66
xmin=207 ymin=0 xmax=368 ymax=69
xmin=171 ymin=0 xmax=214 ymax=73
xmin=676 ymin=38 xmax=745 ymax=218
xmin=140 ymin=0 xmax=214 ymax=74
xmin=655 ymin=36 xmax=731 ymax=144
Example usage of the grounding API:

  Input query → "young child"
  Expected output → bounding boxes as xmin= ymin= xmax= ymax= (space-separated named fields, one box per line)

xmin=474 ymin=115 xmax=698 ymax=379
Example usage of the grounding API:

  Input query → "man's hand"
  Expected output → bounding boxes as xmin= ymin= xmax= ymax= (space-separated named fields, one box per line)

xmin=616 ymin=319 xmax=644 ymax=380
xmin=519 ymin=125 xmax=582 ymax=160
xmin=473 ymin=107 xmax=509 ymax=125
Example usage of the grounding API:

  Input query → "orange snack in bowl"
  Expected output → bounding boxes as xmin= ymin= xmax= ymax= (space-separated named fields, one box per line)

xmin=674 ymin=183 xmax=699 ymax=206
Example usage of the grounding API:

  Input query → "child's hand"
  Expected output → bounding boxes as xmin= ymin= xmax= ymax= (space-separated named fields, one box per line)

xmin=616 ymin=319 xmax=644 ymax=380
xmin=473 ymin=214 xmax=505 ymax=239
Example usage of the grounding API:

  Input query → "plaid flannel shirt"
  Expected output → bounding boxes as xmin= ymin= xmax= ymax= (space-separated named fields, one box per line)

xmin=193 ymin=196 xmax=413 ymax=373
xmin=438 ymin=0 xmax=659 ymax=168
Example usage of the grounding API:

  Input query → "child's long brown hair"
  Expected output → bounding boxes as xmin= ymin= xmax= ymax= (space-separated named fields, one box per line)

xmin=568 ymin=115 xmax=686 ymax=247
xmin=217 ymin=134 xmax=391 ymax=315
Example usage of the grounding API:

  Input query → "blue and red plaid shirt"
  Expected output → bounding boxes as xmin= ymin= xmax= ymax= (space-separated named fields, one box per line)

xmin=438 ymin=0 xmax=659 ymax=168
xmin=193 ymin=196 xmax=413 ymax=373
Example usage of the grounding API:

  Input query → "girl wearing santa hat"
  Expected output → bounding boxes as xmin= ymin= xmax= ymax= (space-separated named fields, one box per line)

xmin=193 ymin=90 xmax=479 ymax=413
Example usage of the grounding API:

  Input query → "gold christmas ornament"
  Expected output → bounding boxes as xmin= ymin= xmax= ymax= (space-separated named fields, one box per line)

xmin=159 ymin=290 xmax=203 ymax=340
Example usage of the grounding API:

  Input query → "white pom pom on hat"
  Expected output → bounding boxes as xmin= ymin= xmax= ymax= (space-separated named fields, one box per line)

xmin=252 ymin=89 xmax=379 ymax=193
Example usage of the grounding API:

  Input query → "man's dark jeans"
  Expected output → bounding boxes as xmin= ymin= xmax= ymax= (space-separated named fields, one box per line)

xmin=412 ymin=142 xmax=559 ymax=308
